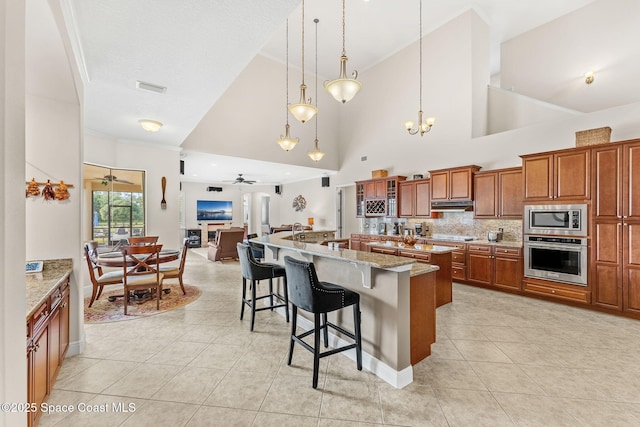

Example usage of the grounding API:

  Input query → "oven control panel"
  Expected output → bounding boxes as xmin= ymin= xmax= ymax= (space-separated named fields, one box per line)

xmin=526 ymin=236 xmax=586 ymax=245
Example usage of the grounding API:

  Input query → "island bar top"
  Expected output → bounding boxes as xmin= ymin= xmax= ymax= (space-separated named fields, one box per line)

xmin=367 ymin=241 xmax=457 ymax=253
xmin=26 ymin=258 xmax=73 ymax=318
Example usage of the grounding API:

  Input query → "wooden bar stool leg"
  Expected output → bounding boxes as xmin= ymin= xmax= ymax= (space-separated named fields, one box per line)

xmin=283 ymin=276 xmax=290 ymax=323
xmin=269 ymin=278 xmax=274 ymax=310
xmin=250 ymin=279 xmax=257 ymax=331
xmin=240 ymin=278 xmax=247 ymax=320
xmin=354 ymin=302 xmax=362 ymax=370
xmin=322 ymin=313 xmax=329 ymax=348
xmin=313 ymin=312 xmax=321 ymax=389
xmin=288 ymin=305 xmax=297 ymax=365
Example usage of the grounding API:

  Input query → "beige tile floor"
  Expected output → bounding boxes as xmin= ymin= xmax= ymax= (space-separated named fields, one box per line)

xmin=41 ymin=249 xmax=640 ymax=426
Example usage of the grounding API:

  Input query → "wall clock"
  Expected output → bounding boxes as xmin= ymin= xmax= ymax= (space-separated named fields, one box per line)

xmin=292 ymin=195 xmax=306 ymax=211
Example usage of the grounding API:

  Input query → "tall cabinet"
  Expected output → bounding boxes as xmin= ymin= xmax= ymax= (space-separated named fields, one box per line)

xmin=591 ymin=139 xmax=640 ymax=314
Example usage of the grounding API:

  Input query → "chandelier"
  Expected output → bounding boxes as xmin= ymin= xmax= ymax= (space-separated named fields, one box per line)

xmin=404 ymin=0 xmax=435 ymax=136
xmin=324 ymin=0 xmax=361 ymax=103
xmin=289 ymin=0 xmax=317 ymax=123
xmin=308 ymin=18 xmax=325 ymax=162
xmin=277 ymin=19 xmax=299 ymax=151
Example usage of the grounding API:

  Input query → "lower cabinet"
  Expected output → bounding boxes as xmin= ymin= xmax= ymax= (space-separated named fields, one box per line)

xmin=523 ymin=277 xmax=591 ymax=304
xmin=27 ymin=279 xmax=70 ymax=427
xmin=467 ymin=244 xmax=522 ymax=291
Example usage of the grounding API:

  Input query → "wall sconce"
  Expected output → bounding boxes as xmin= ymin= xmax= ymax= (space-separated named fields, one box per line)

xmin=584 ymin=71 xmax=595 ymax=85
xmin=307 ymin=217 xmax=314 ymax=228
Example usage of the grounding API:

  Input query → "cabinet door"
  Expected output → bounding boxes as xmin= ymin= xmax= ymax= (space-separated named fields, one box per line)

xmin=450 ymin=168 xmax=474 ymax=200
xmin=467 ymin=252 xmax=492 ymax=286
xmin=593 ymin=221 xmax=623 ymax=310
xmin=398 ymin=181 xmax=415 ymax=217
xmin=415 ymin=180 xmax=431 ymax=217
xmin=592 ymin=146 xmax=621 ymax=220
xmin=60 ymin=289 xmax=70 ymax=359
xmin=430 ymin=171 xmax=449 ymax=201
xmin=474 ymin=172 xmax=498 ymax=218
xmin=30 ymin=327 xmax=48 ymax=427
xmin=356 ymin=182 xmax=365 ymax=217
xmin=49 ymin=308 xmax=61 ymax=385
xmin=499 ymin=168 xmax=524 ymax=218
xmin=555 ymin=149 xmax=590 ymax=200
xmin=523 ymin=154 xmax=553 ymax=201
xmin=494 ymin=255 xmax=522 ymax=290
xmin=350 ymin=238 xmax=361 ymax=251
xmin=374 ymin=180 xmax=387 ymax=198
xmin=623 ymin=221 xmax=640 ymax=313
xmin=625 ymin=142 xmax=640 ymax=220
xmin=365 ymin=181 xmax=376 ymax=199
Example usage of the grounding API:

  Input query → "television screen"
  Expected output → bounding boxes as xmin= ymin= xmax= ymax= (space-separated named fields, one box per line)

xmin=197 ymin=200 xmax=233 ymax=221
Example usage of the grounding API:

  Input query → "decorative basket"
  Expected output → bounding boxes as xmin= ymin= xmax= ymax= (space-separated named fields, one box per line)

xmin=371 ymin=169 xmax=388 ymax=179
xmin=575 ymin=127 xmax=611 ymax=147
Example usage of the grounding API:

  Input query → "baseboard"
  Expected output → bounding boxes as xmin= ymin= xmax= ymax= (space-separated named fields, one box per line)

xmin=274 ymin=306 xmax=413 ymax=388
xmin=67 ymin=330 xmax=86 ymax=357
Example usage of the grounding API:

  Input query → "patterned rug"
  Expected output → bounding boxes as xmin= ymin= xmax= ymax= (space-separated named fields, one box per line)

xmin=84 ymin=283 xmax=202 ymax=323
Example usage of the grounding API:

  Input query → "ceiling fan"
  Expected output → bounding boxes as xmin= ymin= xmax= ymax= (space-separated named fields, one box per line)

xmin=90 ymin=174 xmax=134 ymax=185
xmin=224 ymin=174 xmax=256 ymax=185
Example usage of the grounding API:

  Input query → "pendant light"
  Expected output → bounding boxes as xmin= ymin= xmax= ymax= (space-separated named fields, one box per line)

xmin=289 ymin=0 xmax=317 ymax=123
xmin=404 ymin=0 xmax=435 ymax=136
xmin=324 ymin=0 xmax=361 ymax=103
xmin=277 ymin=19 xmax=299 ymax=151
xmin=308 ymin=18 xmax=325 ymax=162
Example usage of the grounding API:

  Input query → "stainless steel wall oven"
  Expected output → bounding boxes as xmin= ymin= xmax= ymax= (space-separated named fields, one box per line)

xmin=524 ymin=236 xmax=587 ymax=285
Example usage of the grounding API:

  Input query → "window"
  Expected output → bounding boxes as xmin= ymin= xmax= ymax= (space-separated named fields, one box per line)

xmin=84 ymin=164 xmax=145 ymax=246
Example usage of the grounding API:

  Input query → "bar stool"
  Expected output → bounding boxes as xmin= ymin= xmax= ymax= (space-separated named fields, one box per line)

xmin=283 ymin=256 xmax=362 ymax=389
xmin=237 ymin=243 xmax=289 ymax=331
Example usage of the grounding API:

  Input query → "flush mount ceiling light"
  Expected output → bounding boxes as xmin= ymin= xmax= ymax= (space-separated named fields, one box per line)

xmin=585 ymin=70 xmax=595 ymax=84
xmin=277 ymin=19 xmax=299 ymax=152
xmin=289 ymin=0 xmax=317 ymax=123
xmin=138 ymin=119 xmax=163 ymax=132
xmin=325 ymin=0 xmax=361 ymax=104
xmin=404 ymin=0 xmax=435 ymax=137
xmin=308 ymin=18 xmax=325 ymax=162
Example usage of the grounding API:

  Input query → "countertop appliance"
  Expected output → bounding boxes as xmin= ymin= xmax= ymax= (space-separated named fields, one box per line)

xmin=430 ymin=234 xmax=476 ymax=242
xmin=487 ymin=228 xmax=503 ymax=242
xmin=524 ymin=204 xmax=587 ymax=236
xmin=524 ymin=235 xmax=587 ymax=285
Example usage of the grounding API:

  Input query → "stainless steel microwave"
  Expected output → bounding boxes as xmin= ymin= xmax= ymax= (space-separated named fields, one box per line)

xmin=524 ymin=204 xmax=587 ymax=236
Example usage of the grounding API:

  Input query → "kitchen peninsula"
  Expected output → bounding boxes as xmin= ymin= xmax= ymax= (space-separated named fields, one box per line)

xmin=255 ymin=232 xmax=440 ymax=388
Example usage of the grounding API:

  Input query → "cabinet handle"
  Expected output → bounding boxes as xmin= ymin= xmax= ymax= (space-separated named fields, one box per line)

xmin=623 ymin=223 xmax=628 ymax=227
xmin=33 ymin=343 xmax=40 ymax=352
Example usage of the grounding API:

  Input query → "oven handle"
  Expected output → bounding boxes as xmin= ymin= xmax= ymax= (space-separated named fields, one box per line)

xmin=525 ymin=243 xmax=586 ymax=251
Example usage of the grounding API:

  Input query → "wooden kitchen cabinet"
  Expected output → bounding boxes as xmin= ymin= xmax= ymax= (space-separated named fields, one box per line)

xmin=27 ymin=278 xmax=70 ymax=427
xmin=474 ymin=167 xmax=523 ymax=219
xmin=399 ymin=179 xmax=430 ymax=218
xmin=430 ymin=165 xmax=481 ymax=202
xmin=521 ymin=148 xmax=590 ymax=202
xmin=467 ymin=244 xmax=522 ymax=291
xmin=366 ymin=179 xmax=387 ymax=199
xmin=590 ymin=140 xmax=640 ymax=314
xmin=355 ymin=176 xmax=406 ymax=217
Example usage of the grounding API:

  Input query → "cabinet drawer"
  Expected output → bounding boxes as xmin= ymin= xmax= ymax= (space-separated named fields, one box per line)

xmin=412 ymin=252 xmax=432 ymax=263
xmin=468 ymin=244 xmax=491 ymax=253
xmin=50 ymin=287 xmax=63 ymax=310
xmin=452 ymin=252 xmax=466 ymax=264
xmin=452 ymin=266 xmax=466 ymax=281
xmin=524 ymin=282 xmax=591 ymax=304
xmin=494 ymin=247 xmax=521 ymax=257
xmin=31 ymin=301 xmax=49 ymax=335
xmin=371 ymin=246 xmax=397 ymax=255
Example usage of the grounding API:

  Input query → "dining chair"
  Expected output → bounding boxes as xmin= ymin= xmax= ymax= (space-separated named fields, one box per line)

xmin=83 ymin=241 xmax=124 ymax=307
xmin=128 ymin=236 xmax=159 ymax=245
xmin=160 ymin=238 xmax=188 ymax=295
xmin=121 ymin=244 xmax=164 ymax=315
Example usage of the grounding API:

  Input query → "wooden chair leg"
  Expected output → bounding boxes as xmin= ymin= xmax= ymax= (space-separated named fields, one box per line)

xmin=288 ymin=305 xmax=297 ymax=365
xmin=250 ymin=280 xmax=257 ymax=331
xmin=88 ymin=285 xmax=99 ymax=308
xmin=322 ymin=313 xmax=329 ymax=348
xmin=354 ymin=302 xmax=362 ymax=371
xmin=178 ymin=275 xmax=186 ymax=295
xmin=283 ymin=276 xmax=290 ymax=323
xmin=268 ymin=278 xmax=274 ymax=310
xmin=124 ymin=287 xmax=129 ymax=315
xmin=313 ymin=313 xmax=321 ymax=389
xmin=96 ymin=285 xmax=104 ymax=300
xmin=240 ymin=278 xmax=247 ymax=320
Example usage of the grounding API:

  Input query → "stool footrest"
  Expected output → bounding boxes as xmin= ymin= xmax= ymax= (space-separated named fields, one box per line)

xmin=292 ymin=335 xmax=357 ymax=359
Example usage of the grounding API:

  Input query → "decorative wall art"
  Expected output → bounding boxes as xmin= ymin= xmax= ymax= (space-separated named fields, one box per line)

xmin=25 ymin=178 xmax=73 ymax=201
xmin=292 ymin=194 xmax=307 ymax=211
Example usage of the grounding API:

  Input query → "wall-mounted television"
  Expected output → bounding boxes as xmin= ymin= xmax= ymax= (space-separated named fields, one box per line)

xmin=197 ymin=200 xmax=233 ymax=221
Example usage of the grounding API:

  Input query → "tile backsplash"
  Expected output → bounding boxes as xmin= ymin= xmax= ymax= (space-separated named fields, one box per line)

xmin=361 ymin=212 xmax=522 ymax=242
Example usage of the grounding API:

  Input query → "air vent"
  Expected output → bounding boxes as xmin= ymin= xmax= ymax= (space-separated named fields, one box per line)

xmin=136 ymin=80 xmax=166 ymax=94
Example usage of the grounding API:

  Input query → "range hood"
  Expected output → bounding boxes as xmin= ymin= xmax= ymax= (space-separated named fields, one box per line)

xmin=430 ymin=200 xmax=474 ymax=212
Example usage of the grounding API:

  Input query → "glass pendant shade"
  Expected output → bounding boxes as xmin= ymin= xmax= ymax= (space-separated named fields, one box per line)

xmin=308 ymin=138 xmax=325 ymax=162
xmin=325 ymin=55 xmax=361 ymax=103
xmin=289 ymin=84 xmax=317 ymax=123
xmin=277 ymin=123 xmax=299 ymax=151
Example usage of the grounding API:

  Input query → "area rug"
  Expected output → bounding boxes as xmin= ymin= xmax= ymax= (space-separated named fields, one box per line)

xmin=84 ymin=283 xmax=202 ymax=323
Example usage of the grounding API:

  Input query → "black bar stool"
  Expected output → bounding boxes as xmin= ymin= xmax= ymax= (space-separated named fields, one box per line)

xmin=237 ymin=243 xmax=289 ymax=331
xmin=283 ymin=256 xmax=362 ymax=389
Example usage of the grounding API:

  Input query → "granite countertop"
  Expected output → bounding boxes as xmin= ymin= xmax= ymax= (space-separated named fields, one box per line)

xmin=26 ymin=258 xmax=73 ymax=318
xmin=410 ymin=263 xmax=439 ymax=277
xmin=367 ymin=241 xmax=456 ymax=253
xmin=257 ymin=233 xmax=416 ymax=269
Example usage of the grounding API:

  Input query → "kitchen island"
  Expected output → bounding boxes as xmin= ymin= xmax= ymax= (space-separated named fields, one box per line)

xmin=368 ymin=241 xmax=454 ymax=307
xmin=255 ymin=232 xmax=440 ymax=388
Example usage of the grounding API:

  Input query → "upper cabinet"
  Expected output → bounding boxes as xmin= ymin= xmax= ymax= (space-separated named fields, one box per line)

xmin=521 ymin=148 xmax=590 ymax=202
xmin=474 ymin=167 xmax=523 ymax=219
xmin=399 ymin=179 xmax=430 ymax=218
xmin=429 ymin=165 xmax=481 ymax=202
xmin=356 ymin=176 xmax=406 ymax=217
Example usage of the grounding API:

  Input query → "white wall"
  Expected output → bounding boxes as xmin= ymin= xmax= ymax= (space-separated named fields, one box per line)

xmin=274 ymin=177 xmax=336 ymax=230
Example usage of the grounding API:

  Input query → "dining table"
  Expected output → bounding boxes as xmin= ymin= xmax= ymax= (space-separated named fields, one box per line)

xmin=96 ymin=248 xmax=181 ymax=301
